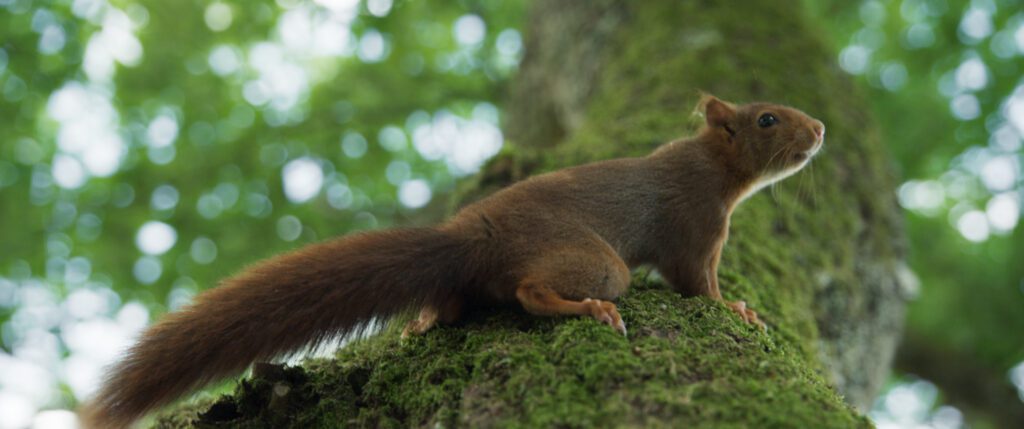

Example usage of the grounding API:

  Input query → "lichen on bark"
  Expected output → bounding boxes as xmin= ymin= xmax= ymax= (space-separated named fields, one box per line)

xmin=154 ymin=1 xmax=906 ymax=427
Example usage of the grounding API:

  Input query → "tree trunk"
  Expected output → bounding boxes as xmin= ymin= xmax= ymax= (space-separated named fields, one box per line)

xmin=156 ymin=1 xmax=908 ymax=427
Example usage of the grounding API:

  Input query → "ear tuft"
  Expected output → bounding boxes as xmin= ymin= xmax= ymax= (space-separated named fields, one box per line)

xmin=697 ymin=94 xmax=737 ymax=130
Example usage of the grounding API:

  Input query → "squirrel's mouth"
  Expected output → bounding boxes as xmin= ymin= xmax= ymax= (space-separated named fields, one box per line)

xmin=792 ymin=139 xmax=822 ymax=163
xmin=809 ymin=138 xmax=823 ymax=156
xmin=806 ymin=137 xmax=825 ymax=158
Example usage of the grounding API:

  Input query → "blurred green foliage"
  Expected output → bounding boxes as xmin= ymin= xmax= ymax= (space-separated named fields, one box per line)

xmin=821 ymin=0 xmax=1024 ymax=426
xmin=827 ymin=0 xmax=1024 ymax=369
xmin=1 ymin=0 xmax=523 ymax=311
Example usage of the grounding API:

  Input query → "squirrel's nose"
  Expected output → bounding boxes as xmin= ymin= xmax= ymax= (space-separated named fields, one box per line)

xmin=812 ymin=121 xmax=825 ymax=139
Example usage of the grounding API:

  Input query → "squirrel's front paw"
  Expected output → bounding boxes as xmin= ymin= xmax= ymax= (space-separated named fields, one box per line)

xmin=582 ymin=298 xmax=627 ymax=336
xmin=726 ymin=300 xmax=766 ymax=331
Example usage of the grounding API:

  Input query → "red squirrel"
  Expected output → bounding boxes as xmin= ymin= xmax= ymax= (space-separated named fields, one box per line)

xmin=80 ymin=96 xmax=824 ymax=428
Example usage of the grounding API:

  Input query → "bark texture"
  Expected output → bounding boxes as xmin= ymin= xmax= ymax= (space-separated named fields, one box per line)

xmin=156 ymin=1 xmax=908 ymax=427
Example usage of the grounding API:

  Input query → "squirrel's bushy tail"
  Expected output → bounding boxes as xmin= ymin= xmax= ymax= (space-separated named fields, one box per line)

xmin=79 ymin=227 xmax=476 ymax=428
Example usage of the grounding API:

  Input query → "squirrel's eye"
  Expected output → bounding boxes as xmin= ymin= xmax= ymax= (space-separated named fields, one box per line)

xmin=757 ymin=113 xmax=778 ymax=128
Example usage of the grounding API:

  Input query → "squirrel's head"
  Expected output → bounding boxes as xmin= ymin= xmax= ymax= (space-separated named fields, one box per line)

xmin=698 ymin=95 xmax=825 ymax=184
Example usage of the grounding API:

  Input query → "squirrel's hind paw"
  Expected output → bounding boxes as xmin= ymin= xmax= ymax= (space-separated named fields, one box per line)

xmin=582 ymin=298 xmax=627 ymax=336
xmin=401 ymin=307 xmax=439 ymax=339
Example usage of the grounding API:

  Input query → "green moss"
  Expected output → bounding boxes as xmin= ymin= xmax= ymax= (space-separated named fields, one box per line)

xmin=154 ymin=281 xmax=867 ymax=429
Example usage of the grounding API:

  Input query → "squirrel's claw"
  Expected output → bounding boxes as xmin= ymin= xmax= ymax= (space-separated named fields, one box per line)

xmin=401 ymin=307 xmax=439 ymax=339
xmin=726 ymin=300 xmax=767 ymax=331
xmin=583 ymin=298 xmax=627 ymax=337
xmin=400 ymin=320 xmax=423 ymax=339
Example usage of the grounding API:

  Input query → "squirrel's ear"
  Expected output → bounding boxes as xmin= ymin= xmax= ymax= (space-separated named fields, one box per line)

xmin=699 ymin=95 xmax=737 ymax=134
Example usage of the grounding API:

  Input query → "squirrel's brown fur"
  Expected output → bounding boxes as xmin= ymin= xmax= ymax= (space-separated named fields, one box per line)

xmin=80 ymin=96 xmax=824 ymax=428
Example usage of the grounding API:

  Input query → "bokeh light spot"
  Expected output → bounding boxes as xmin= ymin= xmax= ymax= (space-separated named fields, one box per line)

xmin=385 ymin=160 xmax=411 ymax=185
xmin=51 ymin=155 xmax=86 ymax=189
xmin=147 ymin=114 xmax=179 ymax=148
xmin=150 ymin=185 xmax=180 ymax=211
xmin=496 ymin=29 xmax=522 ymax=57
xmin=38 ymin=24 xmax=66 ymax=55
xmin=190 ymin=237 xmax=218 ymax=264
xmin=398 ymin=179 xmax=431 ymax=209
xmin=276 ymin=215 xmax=303 ymax=241
xmin=326 ymin=183 xmax=353 ymax=209
xmin=904 ymin=23 xmax=935 ymax=48
xmin=839 ymin=45 xmax=871 ymax=74
xmin=956 ymin=210 xmax=990 ymax=242
xmin=197 ymin=193 xmax=225 ymax=219
xmin=135 ymin=221 xmax=177 ymax=255
xmin=979 ymin=155 xmax=1017 ymax=191
xmin=950 ymin=94 xmax=980 ymax=120
xmin=282 ymin=158 xmax=324 ymax=203
xmin=367 ymin=0 xmax=392 ymax=17
xmin=208 ymin=44 xmax=242 ymax=76
xmin=0 ymin=391 xmax=34 ymax=429
xmin=378 ymin=126 xmax=407 ymax=152
xmin=32 ymin=409 xmax=78 ymax=429
xmin=204 ymin=3 xmax=233 ymax=32
xmin=959 ymin=7 xmax=992 ymax=42
xmin=1010 ymin=361 xmax=1024 ymax=399
xmin=132 ymin=256 xmax=163 ymax=284
xmin=986 ymin=193 xmax=1019 ymax=232
xmin=357 ymin=29 xmax=388 ymax=62
xmin=954 ymin=57 xmax=987 ymax=91
xmin=453 ymin=14 xmax=485 ymax=46
xmin=341 ymin=132 xmax=368 ymax=158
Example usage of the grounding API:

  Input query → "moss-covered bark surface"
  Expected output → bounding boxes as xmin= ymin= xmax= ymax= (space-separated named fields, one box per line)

xmin=155 ymin=278 xmax=867 ymax=429
xmin=155 ymin=0 xmax=904 ymax=427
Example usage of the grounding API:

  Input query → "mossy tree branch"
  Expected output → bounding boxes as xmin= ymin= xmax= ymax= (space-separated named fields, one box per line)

xmin=156 ymin=1 xmax=907 ymax=427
